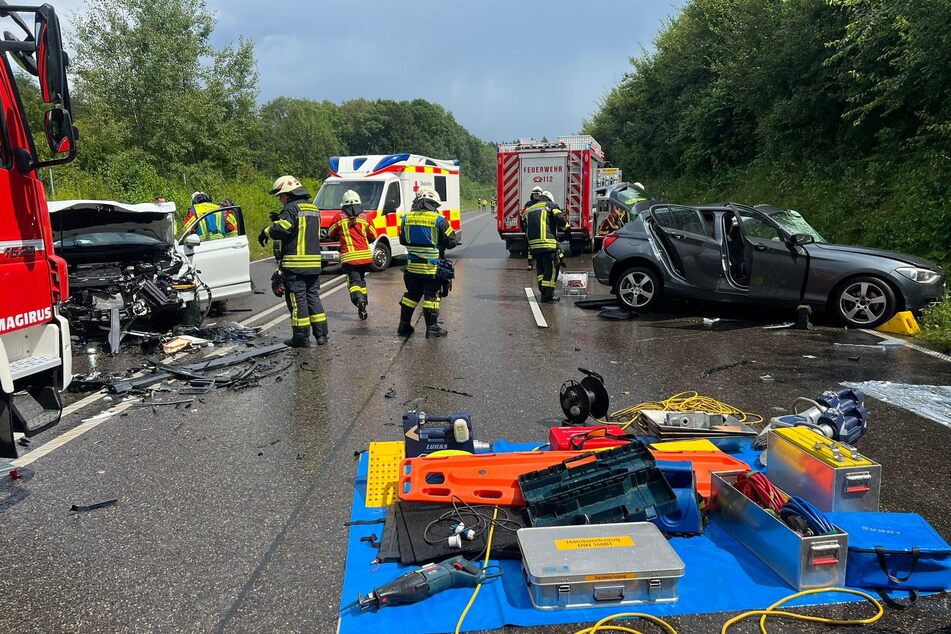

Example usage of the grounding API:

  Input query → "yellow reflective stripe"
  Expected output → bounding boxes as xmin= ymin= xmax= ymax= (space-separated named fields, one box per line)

xmin=297 ymin=215 xmax=306 ymax=255
xmin=309 ymin=313 xmax=327 ymax=323
xmin=406 ymin=262 xmax=437 ymax=275
xmin=422 ymin=300 xmax=438 ymax=309
xmin=340 ymin=250 xmax=371 ymax=262
xmin=276 ymin=219 xmax=293 ymax=230
xmin=401 ymin=297 xmax=419 ymax=308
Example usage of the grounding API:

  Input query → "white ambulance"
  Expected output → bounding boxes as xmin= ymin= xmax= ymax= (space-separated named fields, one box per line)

xmin=315 ymin=154 xmax=462 ymax=270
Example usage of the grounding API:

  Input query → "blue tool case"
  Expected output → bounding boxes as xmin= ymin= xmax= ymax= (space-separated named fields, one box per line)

xmin=826 ymin=512 xmax=951 ymax=591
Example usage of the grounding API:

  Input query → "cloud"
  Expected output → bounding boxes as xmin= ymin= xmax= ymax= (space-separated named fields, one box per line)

xmin=52 ymin=0 xmax=680 ymax=141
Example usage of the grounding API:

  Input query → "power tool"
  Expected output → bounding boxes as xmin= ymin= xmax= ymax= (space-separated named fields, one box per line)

xmin=757 ymin=387 xmax=869 ymax=448
xmin=403 ymin=411 xmax=489 ymax=457
xmin=343 ymin=556 xmax=497 ymax=612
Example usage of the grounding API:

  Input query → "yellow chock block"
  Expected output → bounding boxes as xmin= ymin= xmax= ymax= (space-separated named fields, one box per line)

xmin=366 ymin=441 xmax=405 ymax=508
xmin=876 ymin=310 xmax=920 ymax=336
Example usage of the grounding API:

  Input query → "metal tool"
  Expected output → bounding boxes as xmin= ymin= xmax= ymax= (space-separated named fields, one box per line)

xmin=402 ymin=411 xmax=488 ymax=457
xmin=758 ymin=388 xmax=869 ymax=448
xmin=342 ymin=556 xmax=496 ymax=612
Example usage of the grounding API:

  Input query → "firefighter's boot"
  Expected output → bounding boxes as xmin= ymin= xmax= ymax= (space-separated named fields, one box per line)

xmin=424 ymin=309 xmax=447 ymax=338
xmin=357 ymin=300 xmax=368 ymax=321
xmin=397 ymin=304 xmax=415 ymax=337
xmin=284 ymin=327 xmax=311 ymax=348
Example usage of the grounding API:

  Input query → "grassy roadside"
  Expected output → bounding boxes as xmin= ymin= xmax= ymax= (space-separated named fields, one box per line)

xmin=920 ymin=296 xmax=951 ymax=351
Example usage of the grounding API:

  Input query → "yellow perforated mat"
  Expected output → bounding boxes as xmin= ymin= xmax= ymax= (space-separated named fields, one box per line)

xmin=366 ymin=441 xmax=405 ymax=507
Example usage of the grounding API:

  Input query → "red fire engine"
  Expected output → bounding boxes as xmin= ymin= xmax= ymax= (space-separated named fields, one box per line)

xmin=0 ymin=3 xmax=78 ymax=460
xmin=496 ymin=136 xmax=604 ymax=256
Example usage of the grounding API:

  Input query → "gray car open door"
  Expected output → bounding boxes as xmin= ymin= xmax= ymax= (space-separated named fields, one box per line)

xmin=731 ymin=204 xmax=808 ymax=301
xmin=646 ymin=205 xmax=721 ymax=290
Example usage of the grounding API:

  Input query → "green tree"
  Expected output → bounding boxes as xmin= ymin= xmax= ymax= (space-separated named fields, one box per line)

xmin=72 ymin=0 xmax=258 ymax=177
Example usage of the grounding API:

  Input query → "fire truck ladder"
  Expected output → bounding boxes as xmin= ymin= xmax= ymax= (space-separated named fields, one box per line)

xmin=567 ymin=151 xmax=584 ymax=229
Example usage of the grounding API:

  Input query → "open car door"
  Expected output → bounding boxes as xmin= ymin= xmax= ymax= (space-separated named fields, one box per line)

xmin=731 ymin=205 xmax=807 ymax=301
xmin=646 ymin=205 xmax=721 ymax=290
xmin=178 ymin=205 xmax=252 ymax=303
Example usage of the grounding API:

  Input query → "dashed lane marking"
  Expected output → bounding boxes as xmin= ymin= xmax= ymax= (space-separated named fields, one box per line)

xmin=862 ymin=329 xmax=951 ymax=364
xmin=525 ymin=287 xmax=549 ymax=328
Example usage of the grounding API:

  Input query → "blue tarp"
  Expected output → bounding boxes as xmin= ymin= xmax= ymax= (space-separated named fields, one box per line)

xmin=338 ymin=440 xmax=866 ymax=634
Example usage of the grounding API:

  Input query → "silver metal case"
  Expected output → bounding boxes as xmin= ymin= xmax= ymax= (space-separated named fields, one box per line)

xmin=711 ymin=472 xmax=848 ymax=590
xmin=517 ymin=523 xmax=684 ymax=610
xmin=766 ymin=429 xmax=882 ymax=512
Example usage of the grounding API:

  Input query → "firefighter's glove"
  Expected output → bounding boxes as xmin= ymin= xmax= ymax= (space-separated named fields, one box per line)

xmin=269 ymin=211 xmax=281 ymax=221
xmin=257 ymin=228 xmax=270 ymax=247
xmin=270 ymin=270 xmax=285 ymax=298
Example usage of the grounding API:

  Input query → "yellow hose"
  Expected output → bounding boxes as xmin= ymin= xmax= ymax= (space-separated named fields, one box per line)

xmin=611 ymin=391 xmax=764 ymax=431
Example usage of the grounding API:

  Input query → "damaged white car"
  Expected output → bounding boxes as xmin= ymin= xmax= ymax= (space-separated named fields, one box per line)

xmin=48 ymin=200 xmax=252 ymax=350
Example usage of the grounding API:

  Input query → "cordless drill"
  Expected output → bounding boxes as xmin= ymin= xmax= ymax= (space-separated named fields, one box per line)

xmin=345 ymin=556 xmax=492 ymax=612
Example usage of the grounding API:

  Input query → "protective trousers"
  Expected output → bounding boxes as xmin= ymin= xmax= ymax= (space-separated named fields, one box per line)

xmin=343 ymin=263 xmax=369 ymax=306
xmin=535 ymin=249 xmax=559 ymax=301
xmin=284 ymin=272 xmax=328 ymax=339
xmin=400 ymin=272 xmax=442 ymax=329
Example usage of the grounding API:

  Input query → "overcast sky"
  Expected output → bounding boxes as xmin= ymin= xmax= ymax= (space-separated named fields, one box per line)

xmin=55 ymin=0 xmax=681 ymax=142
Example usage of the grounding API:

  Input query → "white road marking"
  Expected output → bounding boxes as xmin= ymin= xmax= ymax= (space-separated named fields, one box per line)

xmin=240 ymin=274 xmax=345 ymax=326
xmin=861 ymin=329 xmax=951 ymax=364
xmin=461 ymin=213 xmax=489 ymax=225
xmin=525 ymin=287 xmax=549 ymax=328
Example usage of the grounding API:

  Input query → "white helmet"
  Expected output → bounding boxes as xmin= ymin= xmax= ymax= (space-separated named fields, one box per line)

xmin=541 ymin=190 xmax=554 ymax=202
xmin=270 ymin=175 xmax=302 ymax=196
xmin=342 ymin=190 xmax=361 ymax=206
xmin=633 ymin=182 xmax=645 ymax=190
xmin=191 ymin=191 xmax=211 ymax=204
xmin=530 ymin=186 xmax=543 ymax=196
xmin=417 ymin=188 xmax=441 ymax=205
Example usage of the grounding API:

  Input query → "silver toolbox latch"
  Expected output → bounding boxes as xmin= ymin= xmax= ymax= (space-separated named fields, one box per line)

xmin=845 ymin=471 xmax=872 ymax=494
xmin=809 ymin=542 xmax=840 ymax=568
xmin=593 ymin=585 xmax=625 ymax=602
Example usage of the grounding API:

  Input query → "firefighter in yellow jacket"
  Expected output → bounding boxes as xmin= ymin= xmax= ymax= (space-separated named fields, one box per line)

xmin=327 ymin=190 xmax=377 ymax=321
xmin=397 ymin=188 xmax=458 ymax=338
xmin=523 ymin=190 xmax=568 ymax=303
xmin=258 ymin=175 xmax=328 ymax=347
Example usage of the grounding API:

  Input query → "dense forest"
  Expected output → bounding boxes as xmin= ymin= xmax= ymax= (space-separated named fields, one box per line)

xmin=26 ymin=0 xmax=495 ymax=255
xmin=585 ymin=0 xmax=951 ymax=271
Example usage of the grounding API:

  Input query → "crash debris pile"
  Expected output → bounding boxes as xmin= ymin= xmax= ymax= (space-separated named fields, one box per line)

xmin=68 ymin=327 xmax=289 ymax=421
xmin=338 ymin=373 xmax=951 ymax=634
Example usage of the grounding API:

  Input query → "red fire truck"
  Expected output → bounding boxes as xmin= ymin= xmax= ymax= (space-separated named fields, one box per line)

xmin=0 ymin=3 xmax=78 ymax=460
xmin=496 ymin=136 xmax=604 ymax=256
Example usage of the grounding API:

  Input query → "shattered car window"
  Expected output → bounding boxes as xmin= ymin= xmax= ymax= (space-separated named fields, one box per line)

xmin=768 ymin=209 xmax=826 ymax=243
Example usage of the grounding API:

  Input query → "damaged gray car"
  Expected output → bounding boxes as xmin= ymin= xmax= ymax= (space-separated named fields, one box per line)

xmin=593 ymin=202 xmax=947 ymax=328
xmin=49 ymin=200 xmax=253 ymax=350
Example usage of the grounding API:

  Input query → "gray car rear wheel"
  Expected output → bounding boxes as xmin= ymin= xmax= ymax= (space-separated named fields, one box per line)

xmin=614 ymin=266 xmax=661 ymax=311
xmin=834 ymin=276 xmax=896 ymax=328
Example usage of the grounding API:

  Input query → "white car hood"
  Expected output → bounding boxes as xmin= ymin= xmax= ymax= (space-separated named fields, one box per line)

xmin=48 ymin=199 xmax=178 ymax=245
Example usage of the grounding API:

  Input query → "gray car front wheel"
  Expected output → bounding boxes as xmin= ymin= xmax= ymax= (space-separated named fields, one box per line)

xmin=834 ymin=277 xmax=896 ymax=328
xmin=615 ymin=266 xmax=661 ymax=310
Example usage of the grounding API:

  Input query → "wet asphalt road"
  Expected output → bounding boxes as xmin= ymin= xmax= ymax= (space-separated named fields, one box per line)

xmin=1 ymin=211 xmax=950 ymax=633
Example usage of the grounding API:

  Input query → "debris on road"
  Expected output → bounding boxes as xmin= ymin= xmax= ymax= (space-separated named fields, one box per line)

xmin=759 ymin=374 xmax=776 ymax=383
xmin=422 ymin=385 xmax=473 ymax=398
xmin=69 ymin=499 xmax=119 ymax=513
xmin=161 ymin=335 xmax=212 ymax=354
xmin=834 ymin=342 xmax=886 ymax=353
xmin=701 ymin=359 xmax=753 ymax=377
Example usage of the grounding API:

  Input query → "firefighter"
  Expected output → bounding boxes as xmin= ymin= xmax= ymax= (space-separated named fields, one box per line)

xmin=521 ymin=185 xmax=544 ymax=269
xmin=327 ymin=189 xmax=377 ymax=321
xmin=184 ymin=192 xmax=238 ymax=240
xmin=258 ymin=175 xmax=328 ymax=348
xmin=524 ymin=189 xmax=567 ymax=303
xmin=397 ymin=188 xmax=458 ymax=338
xmin=599 ymin=206 xmax=626 ymax=235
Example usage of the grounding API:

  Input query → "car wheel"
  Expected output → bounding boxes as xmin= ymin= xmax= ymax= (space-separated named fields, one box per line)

xmin=614 ymin=266 xmax=661 ymax=311
xmin=370 ymin=240 xmax=392 ymax=272
xmin=834 ymin=276 xmax=896 ymax=328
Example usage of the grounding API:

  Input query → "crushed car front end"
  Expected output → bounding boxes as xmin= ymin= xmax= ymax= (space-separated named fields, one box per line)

xmin=49 ymin=201 xmax=206 ymax=344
